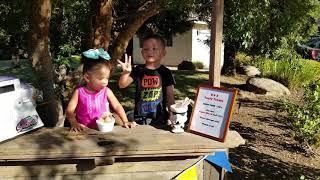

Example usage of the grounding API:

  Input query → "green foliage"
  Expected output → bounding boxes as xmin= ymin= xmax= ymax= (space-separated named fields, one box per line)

xmin=178 ymin=60 xmax=196 ymax=70
xmin=193 ymin=61 xmax=204 ymax=69
xmin=53 ymin=43 xmax=82 ymax=105
xmin=0 ymin=1 xmax=31 ymax=46
xmin=197 ymin=0 xmax=320 ymax=59
xmin=281 ymin=82 xmax=320 ymax=146
xmin=237 ymin=52 xmax=320 ymax=145
xmin=247 ymin=57 xmax=320 ymax=89
xmin=50 ymin=0 xmax=90 ymax=55
xmin=53 ymin=44 xmax=80 ymax=70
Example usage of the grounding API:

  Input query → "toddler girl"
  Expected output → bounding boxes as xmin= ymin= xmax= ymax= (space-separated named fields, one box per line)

xmin=66 ymin=48 xmax=136 ymax=132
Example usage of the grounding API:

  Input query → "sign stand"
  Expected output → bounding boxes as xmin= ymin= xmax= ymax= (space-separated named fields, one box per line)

xmin=188 ymin=85 xmax=237 ymax=142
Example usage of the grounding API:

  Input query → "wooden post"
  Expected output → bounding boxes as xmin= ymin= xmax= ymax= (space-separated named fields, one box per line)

xmin=209 ymin=0 xmax=224 ymax=87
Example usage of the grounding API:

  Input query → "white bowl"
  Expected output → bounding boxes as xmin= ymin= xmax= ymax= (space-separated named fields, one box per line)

xmin=96 ymin=117 xmax=115 ymax=132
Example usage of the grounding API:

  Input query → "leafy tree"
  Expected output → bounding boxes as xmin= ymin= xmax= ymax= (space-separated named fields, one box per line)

xmin=0 ymin=1 xmax=32 ymax=47
xmin=196 ymin=0 xmax=320 ymax=74
xmin=50 ymin=0 xmax=91 ymax=56
xmin=89 ymin=0 xmax=198 ymax=61
xmin=1 ymin=0 xmax=200 ymax=126
xmin=48 ymin=0 xmax=197 ymax=60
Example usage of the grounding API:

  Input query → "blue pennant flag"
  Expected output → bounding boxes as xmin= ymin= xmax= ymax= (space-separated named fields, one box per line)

xmin=205 ymin=151 xmax=232 ymax=173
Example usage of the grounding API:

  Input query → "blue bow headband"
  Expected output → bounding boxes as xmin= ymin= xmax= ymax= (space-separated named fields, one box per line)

xmin=82 ymin=48 xmax=111 ymax=61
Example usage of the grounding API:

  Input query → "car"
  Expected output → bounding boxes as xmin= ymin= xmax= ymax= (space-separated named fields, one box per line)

xmin=296 ymin=37 xmax=320 ymax=61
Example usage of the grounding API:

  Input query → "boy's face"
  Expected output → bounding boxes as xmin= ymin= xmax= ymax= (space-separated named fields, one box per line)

xmin=141 ymin=38 xmax=166 ymax=64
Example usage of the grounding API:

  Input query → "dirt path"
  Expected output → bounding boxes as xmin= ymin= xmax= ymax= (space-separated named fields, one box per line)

xmin=220 ymin=75 xmax=320 ymax=179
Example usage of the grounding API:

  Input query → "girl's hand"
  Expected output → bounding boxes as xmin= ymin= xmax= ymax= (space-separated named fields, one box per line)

xmin=123 ymin=121 xmax=138 ymax=128
xmin=117 ymin=54 xmax=132 ymax=73
xmin=70 ymin=122 xmax=86 ymax=132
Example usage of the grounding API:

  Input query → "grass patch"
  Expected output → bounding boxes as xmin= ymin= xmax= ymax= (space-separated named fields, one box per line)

xmin=236 ymin=53 xmax=320 ymax=89
xmin=0 ymin=59 xmax=39 ymax=87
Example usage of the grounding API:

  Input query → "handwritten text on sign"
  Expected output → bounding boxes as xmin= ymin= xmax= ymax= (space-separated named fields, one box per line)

xmin=190 ymin=87 xmax=234 ymax=139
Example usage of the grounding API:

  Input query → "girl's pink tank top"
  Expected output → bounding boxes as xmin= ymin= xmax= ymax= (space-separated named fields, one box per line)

xmin=75 ymin=87 xmax=110 ymax=129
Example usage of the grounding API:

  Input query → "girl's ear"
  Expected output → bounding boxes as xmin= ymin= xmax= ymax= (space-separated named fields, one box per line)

xmin=83 ymin=73 xmax=90 ymax=83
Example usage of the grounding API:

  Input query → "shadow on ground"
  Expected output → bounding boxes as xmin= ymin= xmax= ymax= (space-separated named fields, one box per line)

xmin=229 ymin=121 xmax=320 ymax=179
xmin=228 ymin=145 xmax=320 ymax=179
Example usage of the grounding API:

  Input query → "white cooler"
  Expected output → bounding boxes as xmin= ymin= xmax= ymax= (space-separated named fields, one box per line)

xmin=0 ymin=76 xmax=44 ymax=142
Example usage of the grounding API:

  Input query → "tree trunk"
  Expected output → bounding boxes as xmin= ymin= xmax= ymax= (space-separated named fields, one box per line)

xmin=221 ymin=40 xmax=237 ymax=76
xmin=30 ymin=0 xmax=59 ymax=127
xmin=111 ymin=3 xmax=160 ymax=62
xmin=90 ymin=0 xmax=113 ymax=50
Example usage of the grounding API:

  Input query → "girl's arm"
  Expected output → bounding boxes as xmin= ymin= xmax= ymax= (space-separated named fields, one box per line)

xmin=107 ymin=87 xmax=136 ymax=128
xmin=66 ymin=89 xmax=85 ymax=132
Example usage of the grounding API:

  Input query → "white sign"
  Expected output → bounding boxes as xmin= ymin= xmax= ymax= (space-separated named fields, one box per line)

xmin=188 ymin=85 xmax=237 ymax=142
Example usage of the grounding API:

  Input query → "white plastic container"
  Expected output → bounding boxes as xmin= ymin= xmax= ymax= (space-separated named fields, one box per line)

xmin=96 ymin=116 xmax=115 ymax=132
xmin=0 ymin=76 xmax=44 ymax=142
xmin=170 ymin=103 xmax=188 ymax=133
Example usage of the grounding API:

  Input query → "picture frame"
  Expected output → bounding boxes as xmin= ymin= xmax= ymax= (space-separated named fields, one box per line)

xmin=187 ymin=85 xmax=237 ymax=142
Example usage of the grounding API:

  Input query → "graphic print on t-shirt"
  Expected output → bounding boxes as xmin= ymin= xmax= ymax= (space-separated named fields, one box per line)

xmin=140 ymin=74 xmax=162 ymax=114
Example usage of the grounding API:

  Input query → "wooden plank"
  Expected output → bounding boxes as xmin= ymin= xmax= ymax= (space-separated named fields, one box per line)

xmin=203 ymin=160 xmax=223 ymax=180
xmin=0 ymin=157 xmax=204 ymax=179
xmin=209 ymin=0 xmax=224 ymax=87
xmin=0 ymin=126 xmax=245 ymax=160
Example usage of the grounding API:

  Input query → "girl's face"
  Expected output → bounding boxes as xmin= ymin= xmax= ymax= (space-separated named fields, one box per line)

xmin=141 ymin=38 xmax=166 ymax=65
xmin=84 ymin=65 xmax=110 ymax=92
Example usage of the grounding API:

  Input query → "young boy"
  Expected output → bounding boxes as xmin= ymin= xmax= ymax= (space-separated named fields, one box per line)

xmin=118 ymin=34 xmax=175 ymax=126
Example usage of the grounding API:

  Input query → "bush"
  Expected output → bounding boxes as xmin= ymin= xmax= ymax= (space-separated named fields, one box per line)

xmin=281 ymin=82 xmax=320 ymax=146
xmin=193 ymin=61 xmax=204 ymax=69
xmin=247 ymin=57 xmax=320 ymax=89
xmin=178 ymin=60 xmax=195 ymax=70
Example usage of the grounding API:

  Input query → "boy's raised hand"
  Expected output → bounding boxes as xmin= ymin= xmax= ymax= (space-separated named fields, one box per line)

xmin=117 ymin=54 xmax=132 ymax=73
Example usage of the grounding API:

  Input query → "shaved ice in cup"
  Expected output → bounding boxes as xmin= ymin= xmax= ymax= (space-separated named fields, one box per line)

xmin=96 ymin=112 xmax=115 ymax=132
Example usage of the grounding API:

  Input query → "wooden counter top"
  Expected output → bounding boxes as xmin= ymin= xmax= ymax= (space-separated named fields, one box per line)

xmin=0 ymin=126 xmax=245 ymax=161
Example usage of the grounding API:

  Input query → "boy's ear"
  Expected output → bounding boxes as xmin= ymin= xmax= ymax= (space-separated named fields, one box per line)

xmin=163 ymin=48 xmax=166 ymax=56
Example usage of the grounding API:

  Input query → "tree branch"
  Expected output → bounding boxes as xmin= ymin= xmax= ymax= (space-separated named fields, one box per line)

xmin=111 ymin=2 xmax=160 ymax=61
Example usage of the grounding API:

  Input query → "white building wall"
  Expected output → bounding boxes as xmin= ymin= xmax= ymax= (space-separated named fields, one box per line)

xmin=132 ymin=22 xmax=224 ymax=69
xmin=132 ymin=36 xmax=144 ymax=64
xmin=191 ymin=29 xmax=211 ymax=69
xmin=132 ymin=31 xmax=192 ymax=66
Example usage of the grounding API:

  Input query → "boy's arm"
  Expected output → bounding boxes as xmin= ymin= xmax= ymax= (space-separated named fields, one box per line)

xmin=166 ymin=85 xmax=175 ymax=113
xmin=118 ymin=71 xmax=134 ymax=88
xmin=107 ymin=88 xmax=136 ymax=128
xmin=66 ymin=89 xmax=85 ymax=132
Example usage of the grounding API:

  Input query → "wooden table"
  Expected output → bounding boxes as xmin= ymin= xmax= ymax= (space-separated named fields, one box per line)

xmin=0 ymin=126 xmax=245 ymax=179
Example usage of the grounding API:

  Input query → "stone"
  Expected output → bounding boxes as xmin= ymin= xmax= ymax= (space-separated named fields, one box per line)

xmin=246 ymin=77 xmax=290 ymax=97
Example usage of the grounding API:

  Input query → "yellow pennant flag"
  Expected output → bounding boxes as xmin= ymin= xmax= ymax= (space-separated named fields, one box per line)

xmin=175 ymin=165 xmax=198 ymax=180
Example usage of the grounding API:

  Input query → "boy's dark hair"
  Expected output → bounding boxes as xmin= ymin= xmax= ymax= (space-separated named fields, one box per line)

xmin=81 ymin=55 xmax=112 ymax=74
xmin=142 ymin=34 xmax=166 ymax=48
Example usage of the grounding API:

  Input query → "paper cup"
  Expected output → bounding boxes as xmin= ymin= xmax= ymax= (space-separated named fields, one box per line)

xmin=96 ymin=116 xmax=115 ymax=132
xmin=170 ymin=104 xmax=188 ymax=123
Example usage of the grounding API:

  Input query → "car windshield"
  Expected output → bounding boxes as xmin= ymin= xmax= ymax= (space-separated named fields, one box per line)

xmin=306 ymin=37 xmax=320 ymax=48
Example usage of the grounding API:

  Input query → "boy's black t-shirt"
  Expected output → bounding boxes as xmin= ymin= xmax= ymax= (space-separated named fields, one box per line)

xmin=130 ymin=64 xmax=175 ymax=125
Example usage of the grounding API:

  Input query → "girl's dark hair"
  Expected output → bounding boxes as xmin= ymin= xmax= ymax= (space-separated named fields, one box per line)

xmin=81 ymin=55 xmax=112 ymax=74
